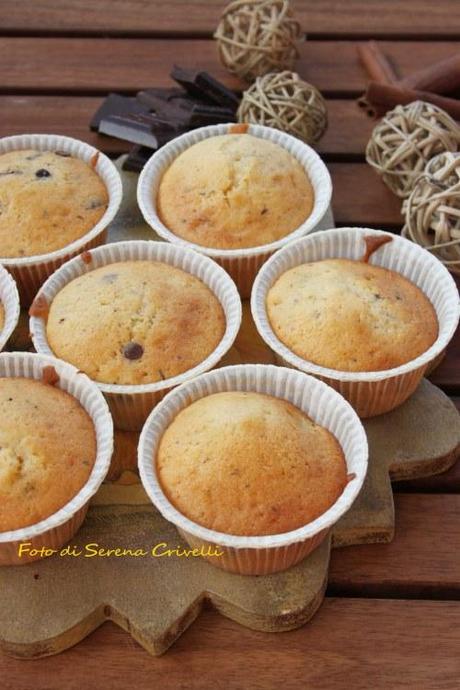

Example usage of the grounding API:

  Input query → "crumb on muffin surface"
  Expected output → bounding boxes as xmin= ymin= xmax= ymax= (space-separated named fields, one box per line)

xmin=0 ymin=149 xmax=108 ymax=258
xmin=157 ymin=134 xmax=314 ymax=250
xmin=266 ymin=258 xmax=438 ymax=372
xmin=0 ymin=377 xmax=96 ymax=532
xmin=46 ymin=260 xmax=226 ymax=385
xmin=156 ymin=391 xmax=347 ymax=537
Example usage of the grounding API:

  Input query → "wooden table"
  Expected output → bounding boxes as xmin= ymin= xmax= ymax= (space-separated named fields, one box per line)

xmin=1 ymin=2 xmax=459 ymax=688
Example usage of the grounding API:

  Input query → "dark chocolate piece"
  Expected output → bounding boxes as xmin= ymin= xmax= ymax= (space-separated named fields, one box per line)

xmin=35 ymin=168 xmax=51 ymax=178
xmin=190 ymin=103 xmax=236 ymax=125
xmin=171 ymin=66 xmax=240 ymax=110
xmin=138 ymin=86 xmax=212 ymax=110
xmin=90 ymin=93 xmax=150 ymax=131
xmin=122 ymin=342 xmax=144 ymax=360
xmin=99 ymin=115 xmax=162 ymax=148
xmin=136 ymin=88 xmax=196 ymax=118
xmin=122 ymin=146 xmax=154 ymax=173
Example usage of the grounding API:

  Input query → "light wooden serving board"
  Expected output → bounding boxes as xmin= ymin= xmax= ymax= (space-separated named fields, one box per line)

xmin=1 ymin=159 xmax=459 ymax=658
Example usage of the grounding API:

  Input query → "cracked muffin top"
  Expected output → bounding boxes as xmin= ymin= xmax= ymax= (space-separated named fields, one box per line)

xmin=156 ymin=391 xmax=347 ymax=536
xmin=0 ymin=377 xmax=96 ymax=532
xmin=43 ymin=260 xmax=226 ymax=385
xmin=0 ymin=149 xmax=108 ymax=258
xmin=266 ymin=258 xmax=438 ymax=373
xmin=156 ymin=133 xmax=314 ymax=250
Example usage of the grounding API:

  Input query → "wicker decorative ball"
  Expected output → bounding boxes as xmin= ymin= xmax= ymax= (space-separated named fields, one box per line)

xmin=237 ymin=71 xmax=328 ymax=144
xmin=214 ymin=0 xmax=301 ymax=83
xmin=366 ymin=100 xmax=460 ymax=199
xmin=402 ymin=151 xmax=460 ymax=273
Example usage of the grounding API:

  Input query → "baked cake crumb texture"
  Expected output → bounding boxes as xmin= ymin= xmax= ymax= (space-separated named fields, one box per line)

xmin=0 ymin=377 xmax=96 ymax=532
xmin=267 ymin=258 xmax=438 ymax=372
xmin=157 ymin=134 xmax=314 ymax=250
xmin=157 ymin=391 xmax=347 ymax=537
xmin=0 ymin=149 xmax=108 ymax=258
xmin=46 ymin=261 xmax=226 ymax=385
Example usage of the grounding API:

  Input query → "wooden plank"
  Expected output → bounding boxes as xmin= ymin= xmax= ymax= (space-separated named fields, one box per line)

xmin=1 ymin=601 xmax=460 ymax=689
xmin=0 ymin=96 xmax=373 ymax=158
xmin=329 ymin=494 xmax=460 ymax=597
xmin=0 ymin=38 xmax=458 ymax=96
xmin=330 ymin=163 xmax=401 ymax=226
xmin=1 ymin=0 xmax=460 ymax=38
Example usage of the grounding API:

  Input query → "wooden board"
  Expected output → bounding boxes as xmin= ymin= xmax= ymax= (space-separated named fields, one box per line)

xmin=0 ymin=39 xmax=458 ymax=96
xmin=1 ymin=0 xmax=460 ymax=38
xmin=0 ymin=379 xmax=458 ymax=658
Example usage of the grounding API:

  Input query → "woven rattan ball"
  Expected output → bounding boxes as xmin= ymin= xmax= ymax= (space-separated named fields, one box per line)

xmin=237 ymin=71 xmax=328 ymax=144
xmin=366 ymin=100 xmax=460 ymax=199
xmin=214 ymin=0 xmax=301 ymax=83
xmin=402 ymin=151 xmax=460 ymax=273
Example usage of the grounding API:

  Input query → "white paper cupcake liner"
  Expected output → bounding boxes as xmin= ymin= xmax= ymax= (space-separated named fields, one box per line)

xmin=137 ymin=123 xmax=332 ymax=298
xmin=0 ymin=352 xmax=113 ymax=566
xmin=30 ymin=240 xmax=242 ymax=431
xmin=0 ymin=264 xmax=20 ymax=352
xmin=0 ymin=134 xmax=123 ymax=306
xmin=251 ymin=227 xmax=460 ymax=418
xmin=138 ymin=364 xmax=368 ymax=576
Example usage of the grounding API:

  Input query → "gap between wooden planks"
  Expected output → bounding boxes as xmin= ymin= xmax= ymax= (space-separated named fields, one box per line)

xmin=1 ymin=601 xmax=459 ymax=690
xmin=0 ymin=38 xmax=458 ymax=96
xmin=1 ymin=0 xmax=460 ymax=38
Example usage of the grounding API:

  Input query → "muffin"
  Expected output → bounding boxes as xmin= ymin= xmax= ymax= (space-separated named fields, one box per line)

xmin=0 ymin=149 xmax=108 ymax=258
xmin=157 ymin=133 xmax=314 ymax=249
xmin=0 ymin=377 xmax=96 ymax=532
xmin=44 ymin=260 xmax=226 ymax=385
xmin=156 ymin=391 xmax=347 ymax=536
xmin=266 ymin=258 xmax=438 ymax=372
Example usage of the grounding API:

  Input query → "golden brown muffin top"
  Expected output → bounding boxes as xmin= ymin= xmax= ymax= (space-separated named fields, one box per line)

xmin=0 ymin=377 xmax=96 ymax=532
xmin=45 ymin=261 xmax=226 ymax=385
xmin=157 ymin=134 xmax=314 ymax=250
xmin=267 ymin=258 xmax=438 ymax=372
xmin=157 ymin=391 xmax=347 ymax=536
xmin=0 ymin=149 xmax=108 ymax=258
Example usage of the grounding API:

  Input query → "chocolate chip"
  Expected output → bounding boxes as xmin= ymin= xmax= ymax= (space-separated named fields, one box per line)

xmin=122 ymin=342 xmax=144 ymax=360
xmin=35 ymin=168 xmax=51 ymax=178
xmin=54 ymin=150 xmax=71 ymax=157
xmin=86 ymin=199 xmax=105 ymax=210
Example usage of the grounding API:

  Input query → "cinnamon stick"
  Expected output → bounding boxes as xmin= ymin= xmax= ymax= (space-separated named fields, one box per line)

xmin=364 ymin=81 xmax=460 ymax=120
xmin=357 ymin=40 xmax=397 ymax=85
xmin=400 ymin=54 xmax=460 ymax=95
